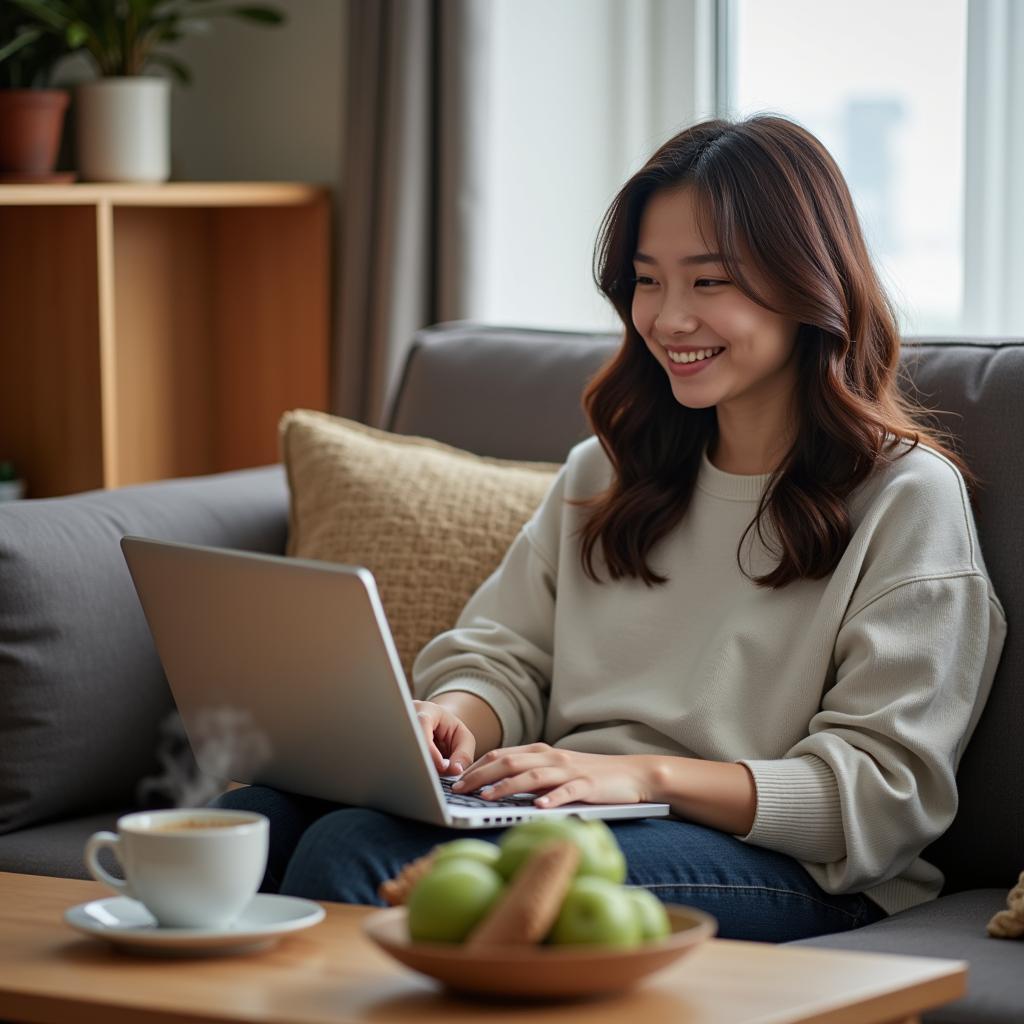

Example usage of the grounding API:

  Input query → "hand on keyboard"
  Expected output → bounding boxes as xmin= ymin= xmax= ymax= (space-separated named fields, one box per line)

xmin=440 ymin=775 xmax=537 ymax=808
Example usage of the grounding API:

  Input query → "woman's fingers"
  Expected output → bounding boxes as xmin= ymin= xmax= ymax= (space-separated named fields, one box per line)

xmin=458 ymin=744 xmax=553 ymax=784
xmin=462 ymin=743 xmax=551 ymax=775
xmin=414 ymin=703 xmax=478 ymax=775
xmin=482 ymin=766 xmax=573 ymax=800
xmin=443 ymin=719 xmax=476 ymax=776
xmin=531 ymin=777 xmax=590 ymax=808
xmin=452 ymin=747 xmax=642 ymax=807
xmin=415 ymin=709 xmax=446 ymax=772
xmin=456 ymin=757 xmax=564 ymax=797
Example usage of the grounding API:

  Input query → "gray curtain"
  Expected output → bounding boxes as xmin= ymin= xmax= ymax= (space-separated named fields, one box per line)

xmin=333 ymin=0 xmax=493 ymax=427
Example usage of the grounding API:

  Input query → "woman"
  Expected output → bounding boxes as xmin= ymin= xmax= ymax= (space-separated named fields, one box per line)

xmin=214 ymin=115 xmax=1006 ymax=942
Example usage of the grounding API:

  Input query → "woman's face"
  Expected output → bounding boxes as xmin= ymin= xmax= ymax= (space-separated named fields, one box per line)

xmin=631 ymin=186 xmax=800 ymax=417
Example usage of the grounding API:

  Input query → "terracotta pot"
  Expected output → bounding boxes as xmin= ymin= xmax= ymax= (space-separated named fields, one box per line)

xmin=0 ymin=89 xmax=70 ymax=174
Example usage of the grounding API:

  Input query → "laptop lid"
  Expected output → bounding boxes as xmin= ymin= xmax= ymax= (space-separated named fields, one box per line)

xmin=120 ymin=536 xmax=670 ymax=828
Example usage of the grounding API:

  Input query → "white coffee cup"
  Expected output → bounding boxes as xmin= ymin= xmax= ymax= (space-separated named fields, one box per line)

xmin=84 ymin=808 xmax=269 ymax=929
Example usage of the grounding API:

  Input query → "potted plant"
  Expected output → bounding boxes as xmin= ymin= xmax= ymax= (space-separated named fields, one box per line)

xmin=7 ymin=0 xmax=285 ymax=183
xmin=0 ymin=4 xmax=84 ymax=180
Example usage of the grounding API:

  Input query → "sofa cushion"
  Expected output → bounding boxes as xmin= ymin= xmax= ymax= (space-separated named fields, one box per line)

xmin=794 ymin=889 xmax=1017 ymax=1024
xmin=0 ymin=807 xmax=128 ymax=880
xmin=387 ymin=321 xmax=616 ymax=461
xmin=899 ymin=342 xmax=1024 ymax=892
xmin=281 ymin=409 xmax=560 ymax=681
xmin=0 ymin=466 xmax=288 ymax=835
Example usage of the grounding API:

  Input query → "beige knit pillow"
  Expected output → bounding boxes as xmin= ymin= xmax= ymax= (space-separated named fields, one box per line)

xmin=280 ymin=410 xmax=561 ymax=683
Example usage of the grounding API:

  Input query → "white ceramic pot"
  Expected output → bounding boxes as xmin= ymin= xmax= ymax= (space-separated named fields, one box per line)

xmin=76 ymin=77 xmax=171 ymax=183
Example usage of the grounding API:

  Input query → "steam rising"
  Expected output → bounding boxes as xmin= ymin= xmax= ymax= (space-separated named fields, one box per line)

xmin=137 ymin=707 xmax=273 ymax=809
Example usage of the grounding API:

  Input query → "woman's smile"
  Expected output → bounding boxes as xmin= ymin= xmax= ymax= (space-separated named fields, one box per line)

xmin=663 ymin=345 xmax=725 ymax=376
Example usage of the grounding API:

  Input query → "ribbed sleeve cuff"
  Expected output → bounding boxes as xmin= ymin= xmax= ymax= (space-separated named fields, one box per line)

xmin=738 ymin=754 xmax=847 ymax=863
xmin=420 ymin=673 xmax=525 ymax=748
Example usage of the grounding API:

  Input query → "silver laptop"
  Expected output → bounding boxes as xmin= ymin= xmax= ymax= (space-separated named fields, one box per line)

xmin=120 ymin=536 xmax=670 ymax=829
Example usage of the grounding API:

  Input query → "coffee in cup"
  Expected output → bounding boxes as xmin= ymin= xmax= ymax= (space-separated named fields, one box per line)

xmin=146 ymin=817 xmax=244 ymax=831
xmin=84 ymin=808 xmax=269 ymax=929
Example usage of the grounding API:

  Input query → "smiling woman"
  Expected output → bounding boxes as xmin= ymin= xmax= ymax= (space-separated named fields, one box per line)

xmin=212 ymin=115 xmax=1006 ymax=946
xmin=579 ymin=115 xmax=977 ymax=588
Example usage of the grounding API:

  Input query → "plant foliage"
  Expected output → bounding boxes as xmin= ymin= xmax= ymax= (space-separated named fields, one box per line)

xmin=1 ymin=0 xmax=285 ymax=88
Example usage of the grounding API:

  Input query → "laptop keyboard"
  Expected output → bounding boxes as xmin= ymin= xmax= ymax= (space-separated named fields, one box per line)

xmin=440 ymin=776 xmax=538 ymax=808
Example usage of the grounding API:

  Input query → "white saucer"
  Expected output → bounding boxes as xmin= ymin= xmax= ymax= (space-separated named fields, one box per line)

xmin=65 ymin=893 xmax=325 ymax=956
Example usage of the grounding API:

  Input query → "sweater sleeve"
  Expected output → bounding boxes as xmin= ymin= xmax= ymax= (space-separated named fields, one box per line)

xmin=409 ymin=466 xmax=567 ymax=747
xmin=739 ymin=571 xmax=1006 ymax=893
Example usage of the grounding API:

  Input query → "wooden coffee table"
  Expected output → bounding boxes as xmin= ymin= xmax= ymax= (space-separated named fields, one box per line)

xmin=0 ymin=871 xmax=965 ymax=1024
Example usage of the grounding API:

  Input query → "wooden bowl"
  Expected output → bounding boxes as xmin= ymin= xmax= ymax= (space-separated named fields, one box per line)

xmin=361 ymin=904 xmax=716 ymax=999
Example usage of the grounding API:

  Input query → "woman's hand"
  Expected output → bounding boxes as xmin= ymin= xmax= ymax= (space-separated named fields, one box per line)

xmin=452 ymin=744 xmax=652 ymax=808
xmin=411 ymin=700 xmax=477 ymax=776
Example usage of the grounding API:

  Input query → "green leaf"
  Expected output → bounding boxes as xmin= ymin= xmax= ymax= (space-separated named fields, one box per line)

xmin=0 ymin=27 xmax=43 ymax=65
xmin=65 ymin=21 xmax=91 ymax=48
xmin=0 ymin=0 xmax=283 ymax=82
xmin=6 ymin=0 xmax=71 ymax=31
xmin=228 ymin=6 xmax=285 ymax=23
xmin=126 ymin=0 xmax=159 ymax=18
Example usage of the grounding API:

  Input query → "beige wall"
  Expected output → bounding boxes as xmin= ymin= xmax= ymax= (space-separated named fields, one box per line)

xmin=55 ymin=0 xmax=346 ymax=186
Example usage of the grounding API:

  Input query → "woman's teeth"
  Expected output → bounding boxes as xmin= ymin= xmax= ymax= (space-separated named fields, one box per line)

xmin=667 ymin=347 xmax=724 ymax=364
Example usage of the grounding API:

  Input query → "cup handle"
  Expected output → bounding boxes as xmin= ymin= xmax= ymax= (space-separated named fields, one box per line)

xmin=84 ymin=831 xmax=133 ymax=899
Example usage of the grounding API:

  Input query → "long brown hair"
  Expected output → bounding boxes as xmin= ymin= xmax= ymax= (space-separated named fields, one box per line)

xmin=575 ymin=114 xmax=974 ymax=588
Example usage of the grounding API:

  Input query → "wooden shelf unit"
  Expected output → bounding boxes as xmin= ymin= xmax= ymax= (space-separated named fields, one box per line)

xmin=0 ymin=182 xmax=331 ymax=498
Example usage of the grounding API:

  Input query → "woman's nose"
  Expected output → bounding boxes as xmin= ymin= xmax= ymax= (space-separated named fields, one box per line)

xmin=654 ymin=301 xmax=700 ymax=336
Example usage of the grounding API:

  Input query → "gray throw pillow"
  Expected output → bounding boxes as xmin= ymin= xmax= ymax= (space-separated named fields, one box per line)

xmin=0 ymin=466 xmax=288 ymax=834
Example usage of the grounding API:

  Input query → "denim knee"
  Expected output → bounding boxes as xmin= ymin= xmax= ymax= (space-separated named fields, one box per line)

xmin=280 ymin=808 xmax=455 ymax=905
xmin=208 ymin=786 xmax=261 ymax=812
xmin=207 ymin=785 xmax=336 ymax=894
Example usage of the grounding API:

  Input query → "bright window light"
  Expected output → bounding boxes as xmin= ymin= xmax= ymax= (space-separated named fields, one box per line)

xmin=728 ymin=0 xmax=969 ymax=336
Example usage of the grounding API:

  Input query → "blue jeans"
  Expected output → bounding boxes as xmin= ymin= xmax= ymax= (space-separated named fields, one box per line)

xmin=210 ymin=785 xmax=886 ymax=943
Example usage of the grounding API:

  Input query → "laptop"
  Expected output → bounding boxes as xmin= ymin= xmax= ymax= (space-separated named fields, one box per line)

xmin=120 ymin=536 xmax=671 ymax=829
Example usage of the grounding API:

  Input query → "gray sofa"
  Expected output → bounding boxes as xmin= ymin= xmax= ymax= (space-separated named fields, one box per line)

xmin=0 ymin=321 xmax=1020 ymax=1022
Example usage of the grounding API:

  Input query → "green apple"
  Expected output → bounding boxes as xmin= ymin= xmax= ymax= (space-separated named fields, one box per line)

xmin=496 ymin=817 xmax=626 ymax=883
xmin=431 ymin=838 xmax=500 ymax=868
xmin=548 ymin=876 xmax=643 ymax=948
xmin=624 ymin=887 xmax=671 ymax=941
xmin=406 ymin=858 xmax=504 ymax=944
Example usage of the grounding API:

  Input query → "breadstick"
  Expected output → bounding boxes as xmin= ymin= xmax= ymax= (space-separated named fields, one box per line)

xmin=378 ymin=849 xmax=438 ymax=906
xmin=465 ymin=840 xmax=580 ymax=947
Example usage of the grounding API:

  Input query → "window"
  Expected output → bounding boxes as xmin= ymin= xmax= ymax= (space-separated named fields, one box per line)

xmin=724 ymin=0 xmax=969 ymax=336
xmin=472 ymin=0 xmax=712 ymax=333
xmin=473 ymin=1 xmax=1022 ymax=337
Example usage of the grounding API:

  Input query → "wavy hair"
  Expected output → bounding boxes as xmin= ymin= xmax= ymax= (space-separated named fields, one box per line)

xmin=574 ymin=114 xmax=974 ymax=588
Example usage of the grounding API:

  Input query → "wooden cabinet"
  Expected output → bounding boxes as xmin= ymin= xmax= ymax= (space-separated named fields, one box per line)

xmin=0 ymin=183 xmax=330 ymax=498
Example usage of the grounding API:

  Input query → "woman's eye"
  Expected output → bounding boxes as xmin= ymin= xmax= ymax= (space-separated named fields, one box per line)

xmin=632 ymin=276 xmax=729 ymax=289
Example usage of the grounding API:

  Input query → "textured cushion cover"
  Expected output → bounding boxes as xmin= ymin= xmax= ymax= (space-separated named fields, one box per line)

xmin=0 ymin=807 xmax=129 ymax=880
xmin=794 ymin=890 xmax=1019 ymax=1024
xmin=281 ymin=410 xmax=560 ymax=681
xmin=0 ymin=466 xmax=288 ymax=835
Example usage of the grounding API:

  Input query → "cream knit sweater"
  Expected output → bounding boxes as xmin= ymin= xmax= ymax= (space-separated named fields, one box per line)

xmin=412 ymin=437 xmax=1007 ymax=916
